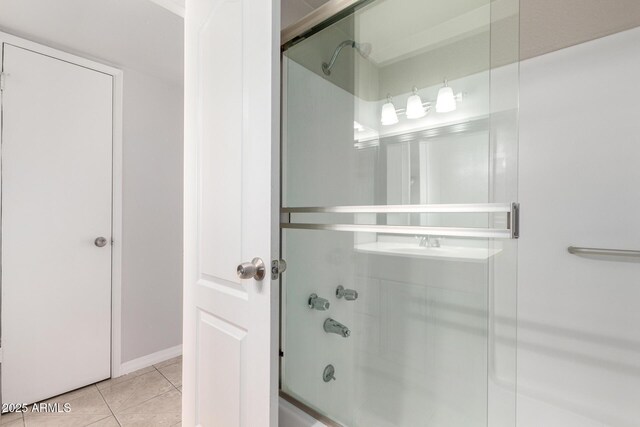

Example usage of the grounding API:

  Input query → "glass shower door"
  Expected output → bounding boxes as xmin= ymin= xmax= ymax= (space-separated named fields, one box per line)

xmin=280 ymin=0 xmax=519 ymax=425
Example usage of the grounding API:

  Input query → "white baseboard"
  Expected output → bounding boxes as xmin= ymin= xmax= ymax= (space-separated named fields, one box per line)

xmin=118 ymin=344 xmax=182 ymax=376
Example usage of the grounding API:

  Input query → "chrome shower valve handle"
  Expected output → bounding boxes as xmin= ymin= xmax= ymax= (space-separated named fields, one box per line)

xmin=308 ymin=294 xmax=330 ymax=310
xmin=336 ymin=285 xmax=358 ymax=301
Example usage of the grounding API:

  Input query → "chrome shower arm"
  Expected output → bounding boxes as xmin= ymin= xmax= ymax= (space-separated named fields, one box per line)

xmin=322 ymin=40 xmax=355 ymax=75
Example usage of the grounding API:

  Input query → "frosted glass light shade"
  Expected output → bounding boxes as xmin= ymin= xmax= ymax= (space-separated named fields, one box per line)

xmin=405 ymin=93 xmax=426 ymax=119
xmin=436 ymin=85 xmax=456 ymax=113
xmin=381 ymin=101 xmax=399 ymax=125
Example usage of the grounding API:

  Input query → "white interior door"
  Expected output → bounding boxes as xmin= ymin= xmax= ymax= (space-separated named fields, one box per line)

xmin=1 ymin=43 xmax=113 ymax=404
xmin=182 ymin=0 xmax=280 ymax=426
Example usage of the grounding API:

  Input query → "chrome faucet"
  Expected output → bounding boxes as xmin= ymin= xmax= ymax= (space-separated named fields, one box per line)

xmin=324 ymin=318 xmax=351 ymax=337
xmin=418 ymin=235 xmax=441 ymax=248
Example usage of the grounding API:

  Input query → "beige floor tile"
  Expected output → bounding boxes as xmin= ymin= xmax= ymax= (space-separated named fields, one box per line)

xmin=116 ymin=390 xmax=181 ymax=427
xmin=39 ymin=385 xmax=95 ymax=405
xmin=154 ymin=356 xmax=182 ymax=370
xmin=158 ymin=362 xmax=182 ymax=388
xmin=100 ymin=370 xmax=173 ymax=414
xmin=10 ymin=362 xmax=184 ymax=427
xmin=53 ymin=385 xmax=111 ymax=416
xmin=3 ymin=420 xmax=23 ymax=427
xmin=116 ymin=413 xmax=178 ymax=427
xmin=1 ymin=412 xmax=23 ymax=425
xmin=87 ymin=417 xmax=119 ymax=426
xmin=24 ymin=385 xmax=112 ymax=427
xmin=96 ymin=366 xmax=156 ymax=391
xmin=23 ymin=415 xmax=111 ymax=427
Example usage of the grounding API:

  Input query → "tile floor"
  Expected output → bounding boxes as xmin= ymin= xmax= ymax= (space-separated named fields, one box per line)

xmin=0 ymin=356 xmax=182 ymax=427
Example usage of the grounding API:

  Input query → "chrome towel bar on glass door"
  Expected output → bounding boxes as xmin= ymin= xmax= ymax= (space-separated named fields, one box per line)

xmin=567 ymin=246 xmax=640 ymax=257
xmin=281 ymin=202 xmax=519 ymax=239
xmin=281 ymin=203 xmax=513 ymax=214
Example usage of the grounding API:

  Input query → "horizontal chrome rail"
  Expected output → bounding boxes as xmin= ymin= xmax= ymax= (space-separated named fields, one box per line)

xmin=282 ymin=203 xmax=512 ymax=214
xmin=281 ymin=203 xmax=519 ymax=239
xmin=281 ymin=223 xmax=513 ymax=239
xmin=568 ymin=246 xmax=640 ymax=257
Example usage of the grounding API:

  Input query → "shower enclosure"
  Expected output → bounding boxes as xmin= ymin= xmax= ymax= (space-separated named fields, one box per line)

xmin=280 ymin=0 xmax=519 ymax=425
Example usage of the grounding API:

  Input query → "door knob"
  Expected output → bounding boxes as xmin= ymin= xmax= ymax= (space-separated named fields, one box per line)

xmin=237 ymin=257 xmax=266 ymax=281
xmin=94 ymin=237 xmax=108 ymax=247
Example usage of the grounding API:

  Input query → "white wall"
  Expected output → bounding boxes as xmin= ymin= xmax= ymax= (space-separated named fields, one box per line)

xmin=518 ymin=26 xmax=640 ymax=427
xmin=0 ymin=0 xmax=184 ymax=366
xmin=121 ymin=68 xmax=183 ymax=362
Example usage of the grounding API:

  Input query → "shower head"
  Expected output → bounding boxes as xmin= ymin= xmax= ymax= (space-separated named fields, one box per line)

xmin=322 ymin=40 xmax=372 ymax=76
xmin=354 ymin=42 xmax=372 ymax=59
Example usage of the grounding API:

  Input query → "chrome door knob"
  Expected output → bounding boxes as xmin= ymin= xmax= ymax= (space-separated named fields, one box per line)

xmin=94 ymin=237 xmax=108 ymax=247
xmin=237 ymin=257 xmax=266 ymax=281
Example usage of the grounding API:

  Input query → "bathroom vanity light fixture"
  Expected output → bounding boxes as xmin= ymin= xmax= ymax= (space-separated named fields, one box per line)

xmin=381 ymin=83 xmax=462 ymax=125
xmin=436 ymin=79 xmax=457 ymax=113
xmin=380 ymin=94 xmax=399 ymax=125
xmin=405 ymin=87 xmax=427 ymax=119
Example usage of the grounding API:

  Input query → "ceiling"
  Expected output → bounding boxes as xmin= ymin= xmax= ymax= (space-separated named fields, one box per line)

xmin=356 ymin=0 xmax=491 ymax=65
xmin=0 ymin=0 xmax=184 ymax=85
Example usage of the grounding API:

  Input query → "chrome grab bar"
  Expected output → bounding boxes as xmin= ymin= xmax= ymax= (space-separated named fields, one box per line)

xmin=281 ymin=223 xmax=512 ymax=239
xmin=282 ymin=202 xmax=512 ymax=214
xmin=281 ymin=202 xmax=520 ymax=239
xmin=568 ymin=246 xmax=640 ymax=257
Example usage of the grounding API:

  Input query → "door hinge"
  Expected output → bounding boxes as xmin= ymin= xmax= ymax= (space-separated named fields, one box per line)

xmin=271 ymin=259 xmax=287 ymax=280
xmin=0 ymin=73 xmax=6 ymax=92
